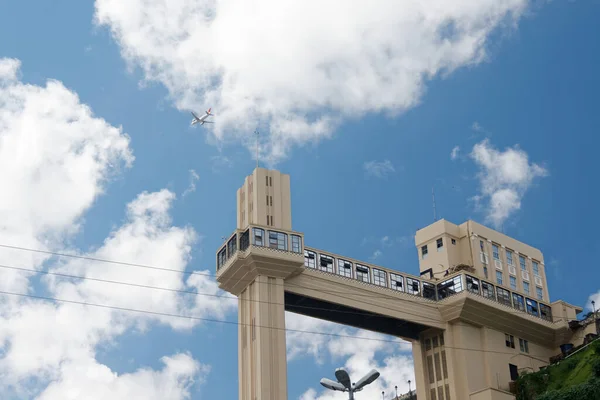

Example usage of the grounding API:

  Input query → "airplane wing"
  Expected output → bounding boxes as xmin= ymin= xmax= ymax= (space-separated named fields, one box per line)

xmin=191 ymin=111 xmax=200 ymax=119
xmin=202 ymin=121 xmax=214 ymax=124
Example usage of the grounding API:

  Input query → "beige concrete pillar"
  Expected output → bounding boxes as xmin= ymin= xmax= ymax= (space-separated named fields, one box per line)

xmin=411 ymin=339 xmax=428 ymax=399
xmin=238 ymin=275 xmax=287 ymax=400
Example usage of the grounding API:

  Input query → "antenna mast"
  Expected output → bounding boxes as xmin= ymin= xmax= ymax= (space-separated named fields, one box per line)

xmin=254 ymin=129 xmax=259 ymax=169
xmin=432 ymin=186 xmax=437 ymax=222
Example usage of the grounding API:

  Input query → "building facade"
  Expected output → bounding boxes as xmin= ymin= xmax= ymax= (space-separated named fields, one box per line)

xmin=216 ymin=167 xmax=587 ymax=400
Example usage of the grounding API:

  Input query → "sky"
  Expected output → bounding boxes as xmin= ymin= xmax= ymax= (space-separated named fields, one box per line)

xmin=0 ymin=0 xmax=599 ymax=399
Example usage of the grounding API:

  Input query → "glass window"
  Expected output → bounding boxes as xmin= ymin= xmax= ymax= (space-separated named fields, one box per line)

xmin=536 ymin=287 xmax=543 ymax=300
xmin=526 ymin=298 xmax=539 ymax=317
xmin=239 ymin=229 xmax=250 ymax=251
xmin=217 ymin=246 xmax=227 ymax=269
xmin=497 ymin=287 xmax=512 ymax=306
xmin=337 ymin=259 xmax=353 ymax=278
xmin=304 ymin=250 xmax=316 ymax=268
xmin=227 ymin=235 xmax=237 ymax=257
xmin=510 ymin=276 xmax=517 ymax=290
xmin=268 ymin=230 xmax=287 ymax=251
xmin=540 ymin=303 xmax=552 ymax=321
xmin=437 ymin=238 xmax=443 ymax=251
xmin=484 ymin=266 xmax=488 ymax=279
xmin=389 ymin=273 xmax=404 ymax=291
xmin=505 ymin=334 xmax=515 ymax=349
xmin=291 ymin=235 xmax=302 ymax=253
xmin=425 ymin=338 xmax=432 ymax=351
xmin=512 ymin=293 xmax=525 ymax=312
xmin=492 ymin=244 xmax=500 ymax=260
xmin=438 ymin=276 xmax=463 ymax=299
xmin=506 ymin=250 xmax=514 ymax=265
xmin=523 ymin=281 xmax=530 ymax=295
xmin=496 ymin=270 xmax=503 ymax=285
xmin=480 ymin=240 xmax=485 ymax=251
xmin=253 ymin=228 xmax=264 ymax=246
xmin=519 ymin=338 xmax=529 ymax=353
xmin=406 ymin=278 xmax=420 ymax=296
xmin=481 ymin=281 xmax=495 ymax=300
xmin=432 ymin=336 xmax=439 ymax=348
xmin=466 ymin=275 xmax=480 ymax=294
xmin=356 ymin=264 xmax=370 ymax=283
xmin=423 ymin=282 xmax=437 ymax=300
xmin=421 ymin=245 xmax=428 ymax=259
xmin=519 ymin=255 xmax=526 ymax=271
xmin=451 ymin=239 xmax=456 ymax=245
xmin=532 ymin=261 xmax=540 ymax=276
xmin=318 ymin=254 xmax=334 ymax=273
xmin=372 ymin=268 xmax=387 ymax=287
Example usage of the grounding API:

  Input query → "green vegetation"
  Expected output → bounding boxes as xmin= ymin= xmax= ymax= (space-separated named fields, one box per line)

xmin=515 ymin=340 xmax=600 ymax=400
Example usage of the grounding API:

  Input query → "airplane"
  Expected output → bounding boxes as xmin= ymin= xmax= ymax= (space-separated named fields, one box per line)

xmin=190 ymin=108 xmax=214 ymax=126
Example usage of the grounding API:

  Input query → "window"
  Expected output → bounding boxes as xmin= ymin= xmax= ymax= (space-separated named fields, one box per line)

xmin=437 ymin=238 xmax=443 ymax=251
xmin=266 ymin=176 xmax=269 ymax=186
xmin=441 ymin=352 xmax=449 ymax=379
xmin=466 ymin=275 xmax=480 ymax=294
xmin=427 ymin=356 xmax=435 ymax=384
xmin=492 ymin=244 xmax=500 ymax=260
xmin=480 ymin=240 xmax=485 ymax=252
xmin=423 ymin=282 xmax=436 ymax=300
xmin=497 ymin=287 xmax=512 ymax=306
xmin=266 ymin=215 xmax=270 ymax=226
xmin=372 ymin=268 xmax=387 ymax=287
xmin=318 ymin=254 xmax=334 ymax=273
xmin=421 ymin=245 xmax=428 ymax=259
xmin=510 ymin=276 xmax=517 ymax=290
xmin=506 ymin=250 xmax=514 ymax=265
xmin=519 ymin=255 xmax=526 ymax=271
xmin=253 ymin=228 xmax=264 ymax=246
xmin=217 ymin=246 xmax=227 ymax=269
xmin=481 ymin=281 xmax=495 ymax=300
xmin=519 ymin=338 xmax=529 ymax=353
xmin=526 ymin=298 xmax=539 ymax=317
xmin=389 ymin=273 xmax=404 ymax=291
xmin=509 ymin=364 xmax=519 ymax=381
xmin=266 ymin=195 xmax=269 ymax=205
xmin=291 ymin=235 xmax=302 ymax=253
xmin=268 ymin=231 xmax=287 ymax=250
xmin=523 ymin=281 xmax=530 ymax=295
xmin=540 ymin=303 xmax=552 ymax=321
xmin=337 ymin=259 xmax=353 ymax=278
xmin=432 ymin=336 xmax=439 ymax=348
xmin=484 ymin=266 xmax=488 ymax=279
xmin=438 ymin=276 xmax=463 ymax=299
xmin=355 ymin=264 xmax=370 ymax=282
xmin=536 ymin=287 xmax=543 ymax=300
xmin=434 ymin=352 xmax=442 ymax=381
xmin=227 ymin=235 xmax=237 ymax=257
xmin=425 ymin=338 xmax=432 ymax=351
xmin=406 ymin=278 xmax=420 ymax=295
xmin=512 ymin=293 xmax=525 ymax=312
xmin=505 ymin=334 xmax=515 ymax=349
xmin=239 ymin=229 xmax=250 ymax=251
xmin=532 ymin=261 xmax=540 ymax=276
xmin=269 ymin=177 xmax=272 ymax=186
xmin=451 ymin=239 xmax=456 ymax=245
xmin=496 ymin=270 xmax=503 ymax=285
xmin=304 ymin=250 xmax=316 ymax=268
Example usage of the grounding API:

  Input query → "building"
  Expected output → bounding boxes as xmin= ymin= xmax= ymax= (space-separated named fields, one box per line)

xmin=216 ymin=167 xmax=588 ymax=400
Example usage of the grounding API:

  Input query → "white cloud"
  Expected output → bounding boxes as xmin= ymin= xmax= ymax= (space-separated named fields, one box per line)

xmin=94 ymin=0 xmax=529 ymax=164
xmin=364 ymin=160 xmax=396 ymax=179
xmin=0 ymin=58 xmax=232 ymax=398
xmin=469 ymin=139 xmax=548 ymax=228
xmin=451 ymin=145 xmax=460 ymax=160
xmin=182 ymin=169 xmax=200 ymax=197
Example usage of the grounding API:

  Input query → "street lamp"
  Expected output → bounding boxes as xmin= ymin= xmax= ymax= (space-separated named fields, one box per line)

xmin=408 ymin=379 xmax=412 ymax=396
xmin=320 ymin=368 xmax=381 ymax=400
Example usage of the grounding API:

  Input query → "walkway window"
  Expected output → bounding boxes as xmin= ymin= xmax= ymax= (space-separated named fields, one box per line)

xmin=217 ymin=246 xmax=227 ymax=269
xmin=466 ymin=275 xmax=480 ymax=294
xmin=291 ymin=235 xmax=302 ymax=253
xmin=268 ymin=231 xmax=287 ymax=251
xmin=481 ymin=281 xmax=495 ymax=300
xmin=526 ymin=298 xmax=539 ymax=317
xmin=389 ymin=273 xmax=404 ymax=291
xmin=497 ymin=287 xmax=512 ymax=307
xmin=304 ymin=250 xmax=316 ymax=268
xmin=355 ymin=264 xmax=370 ymax=283
xmin=318 ymin=254 xmax=334 ymax=273
xmin=512 ymin=293 xmax=525 ymax=312
xmin=239 ymin=229 xmax=250 ymax=251
xmin=253 ymin=228 xmax=264 ymax=246
xmin=227 ymin=235 xmax=237 ymax=257
xmin=423 ymin=282 xmax=437 ymax=300
xmin=337 ymin=259 xmax=353 ymax=278
xmin=406 ymin=278 xmax=420 ymax=296
xmin=437 ymin=276 xmax=463 ymax=299
xmin=540 ymin=303 xmax=552 ymax=321
xmin=372 ymin=268 xmax=387 ymax=287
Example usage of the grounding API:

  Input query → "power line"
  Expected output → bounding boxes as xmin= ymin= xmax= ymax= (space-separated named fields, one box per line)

xmin=0 ymin=289 xmax=566 ymax=359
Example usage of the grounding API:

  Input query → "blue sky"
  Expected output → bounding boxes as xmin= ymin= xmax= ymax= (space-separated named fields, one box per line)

xmin=0 ymin=0 xmax=599 ymax=399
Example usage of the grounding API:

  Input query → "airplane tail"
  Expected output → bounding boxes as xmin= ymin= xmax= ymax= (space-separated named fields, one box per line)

xmin=206 ymin=108 xmax=212 ymax=115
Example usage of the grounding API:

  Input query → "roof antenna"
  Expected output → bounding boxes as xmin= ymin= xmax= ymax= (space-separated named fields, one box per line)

xmin=432 ymin=186 xmax=437 ymax=222
xmin=254 ymin=128 xmax=259 ymax=169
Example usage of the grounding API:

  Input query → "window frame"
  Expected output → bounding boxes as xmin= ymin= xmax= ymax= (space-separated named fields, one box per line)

xmin=496 ymin=270 xmax=503 ymax=285
xmin=304 ymin=250 xmax=316 ymax=268
xmin=406 ymin=277 xmax=420 ymax=296
xmin=252 ymin=228 xmax=265 ymax=246
xmin=355 ymin=264 xmax=370 ymax=283
xmin=318 ymin=254 xmax=334 ymax=273
xmin=268 ymin=230 xmax=288 ymax=251
xmin=291 ymin=235 xmax=302 ymax=253
xmin=337 ymin=259 xmax=353 ymax=278
xmin=372 ymin=268 xmax=387 ymax=287
xmin=389 ymin=273 xmax=404 ymax=291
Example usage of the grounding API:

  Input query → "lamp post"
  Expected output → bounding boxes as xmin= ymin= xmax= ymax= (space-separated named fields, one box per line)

xmin=395 ymin=385 xmax=398 ymax=399
xmin=593 ymin=300 xmax=599 ymax=335
xmin=408 ymin=379 xmax=412 ymax=394
xmin=320 ymin=368 xmax=380 ymax=400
